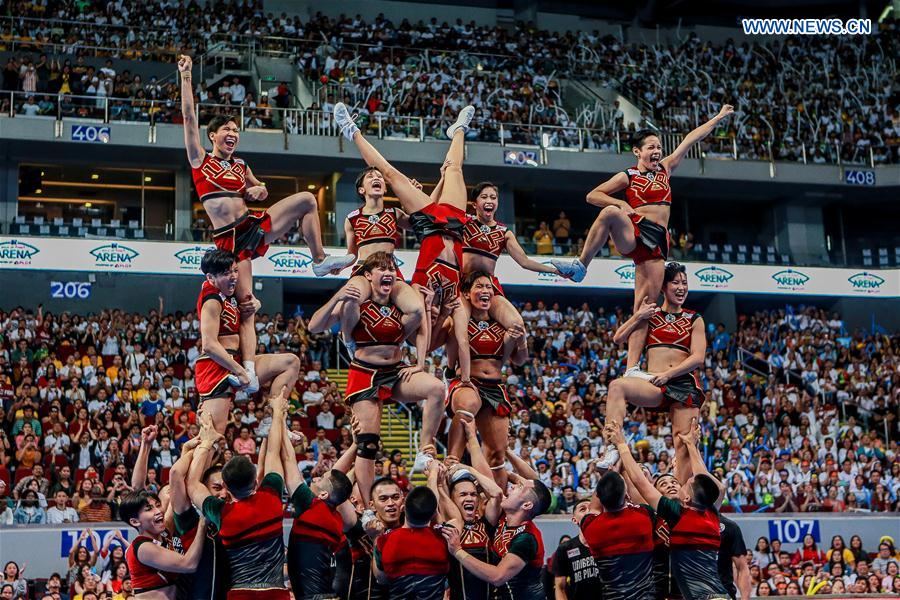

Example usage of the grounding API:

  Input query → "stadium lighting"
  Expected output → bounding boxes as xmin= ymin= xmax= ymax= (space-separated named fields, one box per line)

xmin=91 ymin=174 xmax=99 ymax=180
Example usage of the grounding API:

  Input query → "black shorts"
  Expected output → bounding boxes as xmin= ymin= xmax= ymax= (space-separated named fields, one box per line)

xmin=660 ymin=373 xmax=704 ymax=409
xmin=446 ymin=377 xmax=512 ymax=417
xmin=345 ymin=360 xmax=403 ymax=405
xmin=624 ymin=214 xmax=670 ymax=265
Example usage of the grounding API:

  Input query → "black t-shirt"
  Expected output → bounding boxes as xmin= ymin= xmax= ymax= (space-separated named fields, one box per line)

xmin=717 ymin=515 xmax=747 ymax=600
xmin=551 ymin=537 xmax=601 ymax=600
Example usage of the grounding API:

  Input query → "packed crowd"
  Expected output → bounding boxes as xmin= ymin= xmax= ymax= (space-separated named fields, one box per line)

xmin=3 ymin=1 xmax=897 ymax=162
xmin=0 ymin=301 xmax=895 ymax=523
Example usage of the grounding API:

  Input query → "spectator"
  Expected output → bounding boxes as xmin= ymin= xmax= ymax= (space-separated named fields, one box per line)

xmin=532 ymin=221 xmax=554 ymax=255
xmin=78 ymin=485 xmax=112 ymax=522
xmin=46 ymin=491 xmax=79 ymax=524
xmin=13 ymin=489 xmax=45 ymax=524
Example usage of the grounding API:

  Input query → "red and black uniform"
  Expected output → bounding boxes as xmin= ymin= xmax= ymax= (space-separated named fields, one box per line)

xmin=651 ymin=516 xmax=681 ymax=600
xmin=462 ymin=217 xmax=508 ymax=295
xmin=201 ymin=473 xmax=288 ymax=599
xmin=345 ymin=300 xmax=406 ymax=405
xmin=174 ymin=508 xmax=227 ymax=600
xmin=195 ymin=280 xmax=241 ymax=402
xmin=287 ymin=483 xmax=345 ymax=599
xmin=346 ymin=523 xmax=389 ymax=600
xmin=490 ymin=518 xmax=545 ymax=600
xmin=622 ymin=166 xmax=671 ymax=265
xmin=656 ymin=497 xmax=727 ymax=600
xmin=646 ymin=309 xmax=704 ymax=408
xmin=409 ymin=203 xmax=468 ymax=305
xmin=449 ymin=518 xmax=495 ymax=600
xmin=347 ymin=207 xmax=406 ymax=279
xmin=192 ymin=153 xmax=272 ymax=262
xmin=375 ymin=526 xmax=450 ymax=600
xmin=447 ymin=317 xmax=512 ymax=417
xmin=581 ymin=505 xmax=656 ymax=600
xmin=125 ymin=534 xmax=180 ymax=595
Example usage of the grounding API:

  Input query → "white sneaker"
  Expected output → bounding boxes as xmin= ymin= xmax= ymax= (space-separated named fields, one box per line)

xmin=333 ymin=102 xmax=359 ymax=141
xmin=227 ymin=372 xmax=259 ymax=393
xmin=624 ymin=367 xmax=655 ymax=381
xmin=312 ymin=253 xmax=357 ymax=277
xmin=446 ymin=105 xmax=475 ymax=138
xmin=597 ymin=446 xmax=620 ymax=470
xmin=551 ymin=258 xmax=586 ymax=282
xmin=412 ymin=450 xmax=434 ymax=475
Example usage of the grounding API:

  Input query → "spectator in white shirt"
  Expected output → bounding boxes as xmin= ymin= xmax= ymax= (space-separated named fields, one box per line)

xmin=229 ymin=77 xmax=246 ymax=103
xmin=46 ymin=491 xmax=79 ymax=524
xmin=43 ymin=423 xmax=71 ymax=457
xmin=316 ymin=401 xmax=336 ymax=429
xmin=302 ymin=382 xmax=324 ymax=410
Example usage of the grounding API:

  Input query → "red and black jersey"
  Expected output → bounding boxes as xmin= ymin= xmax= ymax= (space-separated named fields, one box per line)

xmin=348 ymin=207 xmax=402 ymax=248
xmin=581 ymin=507 xmax=656 ymax=600
xmin=450 ymin=518 xmax=494 ymax=600
xmin=469 ymin=317 xmax=505 ymax=361
xmin=491 ymin=518 xmax=545 ymax=600
xmin=191 ymin=153 xmax=247 ymax=202
xmin=289 ymin=490 xmax=346 ymax=553
xmin=197 ymin=280 xmax=241 ymax=336
xmin=624 ymin=165 xmax=671 ymax=209
xmin=352 ymin=300 xmax=405 ymax=347
xmin=462 ymin=217 xmax=508 ymax=260
xmin=375 ymin=526 xmax=450 ymax=578
xmin=125 ymin=534 xmax=179 ymax=593
xmin=669 ymin=506 xmax=721 ymax=551
xmin=646 ymin=309 xmax=699 ymax=354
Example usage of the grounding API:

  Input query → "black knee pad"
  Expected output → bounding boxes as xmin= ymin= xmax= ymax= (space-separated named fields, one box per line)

xmin=356 ymin=433 xmax=380 ymax=460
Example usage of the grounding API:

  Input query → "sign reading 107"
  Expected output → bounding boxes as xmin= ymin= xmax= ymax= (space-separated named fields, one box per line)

xmin=768 ymin=519 xmax=820 ymax=543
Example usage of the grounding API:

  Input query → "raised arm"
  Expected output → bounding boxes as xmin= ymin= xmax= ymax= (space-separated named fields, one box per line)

xmin=131 ymin=426 xmax=157 ymax=491
xmin=186 ymin=413 xmax=221 ymax=509
xmin=612 ymin=297 xmax=657 ymax=345
xmin=662 ymin=104 xmax=734 ymax=173
xmin=650 ymin=316 xmax=706 ymax=387
xmin=607 ymin=421 xmax=662 ymax=510
xmin=332 ymin=416 xmax=358 ymax=474
xmin=505 ymin=233 xmax=559 ymax=274
xmin=505 ymin=447 xmax=539 ymax=481
xmin=168 ymin=437 xmax=201 ymax=515
xmin=265 ymin=386 xmax=288 ymax=478
xmin=344 ymin=218 xmax=358 ymax=256
xmin=178 ymin=55 xmax=205 ymax=169
xmin=279 ymin=422 xmax=301 ymax=494
xmin=677 ymin=418 xmax=725 ymax=507
xmin=308 ymin=282 xmax=360 ymax=333
xmin=586 ymin=172 xmax=630 ymax=209
xmin=451 ymin=303 xmax=471 ymax=382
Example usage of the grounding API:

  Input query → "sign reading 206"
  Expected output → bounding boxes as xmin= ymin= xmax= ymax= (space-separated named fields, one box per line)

xmin=71 ymin=124 xmax=110 ymax=143
xmin=50 ymin=281 xmax=92 ymax=299
xmin=768 ymin=519 xmax=820 ymax=543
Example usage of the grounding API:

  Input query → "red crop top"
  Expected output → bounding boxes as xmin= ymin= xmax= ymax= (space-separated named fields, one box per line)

xmin=469 ymin=318 xmax=505 ymax=360
xmin=352 ymin=300 xmax=405 ymax=347
xmin=624 ymin=165 xmax=671 ymax=208
xmin=197 ymin=280 xmax=241 ymax=336
xmin=347 ymin=207 xmax=402 ymax=248
xmin=462 ymin=217 xmax=509 ymax=259
xmin=191 ymin=153 xmax=247 ymax=202
xmin=646 ymin=309 xmax=699 ymax=354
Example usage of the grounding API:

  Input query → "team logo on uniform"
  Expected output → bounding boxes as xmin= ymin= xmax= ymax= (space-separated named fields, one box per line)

xmin=267 ymin=249 xmax=313 ymax=274
xmin=665 ymin=313 xmax=677 ymax=323
xmin=0 ymin=240 xmax=39 ymax=265
xmin=368 ymin=215 xmax=380 ymax=223
xmin=480 ymin=224 xmax=491 ymax=234
xmin=847 ymin=272 xmax=885 ymax=294
xmin=173 ymin=246 xmax=215 ymax=270
xmin=614 ymin=264 xmax=636 ymax=283
xmin=695 ymin=266 xmax=734 ymax=289
xmin=477 ymin=320 xmax=490 ymax=330
xmin=379 ymin=305 xmax=392 ymax=317
xmin=90 ymin=243 xmax=139 ymax=269
xmin=771 ymin=269 xmax=810 ymax=291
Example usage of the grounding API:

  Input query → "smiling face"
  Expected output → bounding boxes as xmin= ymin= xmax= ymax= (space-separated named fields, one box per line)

xmin=474 ymin=185 xmax=499 ymax=221
xmin=633 ymin=134 xmax=663 ymax=170
xmin=209 ymin=119 xmax=240 ymax=156
xmin=207 ymin=261 xmax=239 ymax=296
xmin=465 ymin=275 xmax=494 ymax=311
xmin=371 ymin=482 xmax=403 ymax=526
xmin=365 ymin=262 xmax=396 ymax=297
xmin=357 ymin=168 xmax=385 ymax=200
xmin=131 ymin=495 xmax=165 ymax=536
xmin=663 ymin=270 xmax=688 ymax=308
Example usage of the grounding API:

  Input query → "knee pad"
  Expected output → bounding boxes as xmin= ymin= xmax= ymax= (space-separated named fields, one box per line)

xmin=355 ymin=433 xmax=381 ymax=460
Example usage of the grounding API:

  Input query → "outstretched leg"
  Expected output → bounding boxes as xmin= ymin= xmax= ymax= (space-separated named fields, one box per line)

xmin=475 ymin=407 xmax=510 ymax=490
xmin=605 ymin=377 xmax=665 ymax=427
xmin=266 ymin=191 xmax=356 ymax=276
xmin=255 ymin=352 xmax=302 ymax=397
xmin=552 ymin=205 xmax=637 ymax=282
xmin=436 ymin=110 xmax=473 ymax=213
xmin=235 ymin=259 xmax=259 ymax=390
xmin=488 ymin=295 xmax=524 ymax=332
xmin=394 ymin=370 xmax=446 ymax=472
xmin=351 ymin=399 xmax=381 ymax=506
xmin=626 ymin=260 xmax=665 ymax=370
xmin=335 ymin=103 xmax=433 ymax=214
xmin=671 ymin=405 xmax=700 ymax=485
xmin=446 ymin=387 xmax=483 ymax=463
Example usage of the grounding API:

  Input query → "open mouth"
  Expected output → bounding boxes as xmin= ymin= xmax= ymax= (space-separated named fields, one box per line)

xmin=462 ymin=500 xmax=476 ymax=513
xmin=379 ymin=274 xmax=394 ymax=291
xmin=477 ymin=292 xmax=491 ymax=305
xmin=370 ymin=180 xmax=383 ymax=192
xmin=482 ymin=202 xmax=495 ymax=213
xmin=224 ymin=135 xmax=237 ymax=150
xmin=384 ymin=506 xmax=398 ymax=519
xmin=649 ymin=152 xmax=661 ymax=164
xmin=153 ymin=514 xmax=164 ymax=525
xmin=674 ymin=290 xmax=686 ymax=301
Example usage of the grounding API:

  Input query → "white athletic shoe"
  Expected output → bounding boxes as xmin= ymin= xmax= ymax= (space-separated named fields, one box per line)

xmin=333 ymin=102 xmax=359 ymax=141
xmin=624 ymin=367 xmax=655 ymax=381
xmin=445 ymin=105 xmax=475 ymax=138
xmin=312 ymin=253 xmax=357 ymax=277
xmin=227 ymin=372 xmax=260 ymax=393
xmin=412 ymin=450 xmax=434 ymax=475
xmin=597 ymin=446 xmax=620 ymax=470
xmin=551 ymin=258 xmax=586 ymax=282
